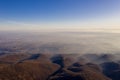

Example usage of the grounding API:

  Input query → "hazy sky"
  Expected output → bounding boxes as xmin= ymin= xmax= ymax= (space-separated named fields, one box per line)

xmin=0 ymin=0 xmax=120 ymax=30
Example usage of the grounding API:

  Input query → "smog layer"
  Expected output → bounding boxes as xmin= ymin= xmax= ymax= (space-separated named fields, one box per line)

xmin=0 ymin=28 xmax=120 ymax=80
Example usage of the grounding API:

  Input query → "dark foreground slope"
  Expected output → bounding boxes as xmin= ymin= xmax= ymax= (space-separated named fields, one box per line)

xmin=49 ymin=63 xmax=110 ymax=80
xmin=0 ymin=53 xmax=120 ymax=80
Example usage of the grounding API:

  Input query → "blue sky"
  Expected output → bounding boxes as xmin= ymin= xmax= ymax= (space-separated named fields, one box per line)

xmin=0 ymin=0 xmax=120 ymax=30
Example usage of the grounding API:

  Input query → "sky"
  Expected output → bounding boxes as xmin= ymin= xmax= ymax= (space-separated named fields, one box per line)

xmin=0 ymin=0 xmax=120 ymax=30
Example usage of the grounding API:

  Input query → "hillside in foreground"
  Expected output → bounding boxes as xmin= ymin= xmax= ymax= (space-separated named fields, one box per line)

xmin=0 ymin=53 xmax=120 ymax=80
